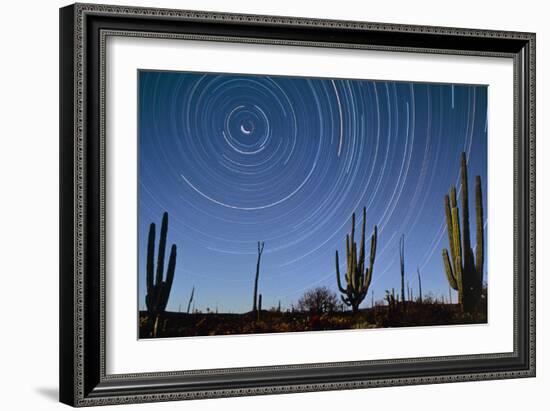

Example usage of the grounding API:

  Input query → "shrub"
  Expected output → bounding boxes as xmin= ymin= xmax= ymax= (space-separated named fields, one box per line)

xmin=297 ymin=286 xmax=339 ymax=314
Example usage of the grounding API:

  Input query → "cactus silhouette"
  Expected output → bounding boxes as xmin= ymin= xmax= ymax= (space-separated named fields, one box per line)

xmin=186 ymin=286 xmax=195 ymax=314
xmin=417 ymin=267 xmax=423 ymax=304
xmin=145 ymin=212 xmax=177 ymax=317
xmin=336 ymin=207 xmax=378 ymax=314
xmin=252 ymin=241 xmax=265 ymax=312
xmin=441 ymin=152 xmax=484 ymax=313
xmin=399 ymin=235 xmax=406 ymax=304
xmin=384 ymin=288 xmax=398 ymax=314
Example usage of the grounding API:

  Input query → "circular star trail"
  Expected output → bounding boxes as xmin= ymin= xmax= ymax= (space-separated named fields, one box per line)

xmin=138 ymin=71 xmax=488 ymax=313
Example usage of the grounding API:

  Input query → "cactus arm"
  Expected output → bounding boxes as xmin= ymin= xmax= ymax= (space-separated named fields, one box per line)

xmin=146 ymin=223 xmax=155 ymax=291
xmin=156 ymin=212 xmax=169 ymax=287
xmin=345 ymin=234 xmax=350 ymax=262
xmin=451 ymin=206 xmax=464 ymax=298
xmin=442 ymin=249 xmax=458 ymax=290
xmin=364 ymin=269 xmax=371 ymax=293
xmin=165 ymin=245 xmax=177 ymax=292
xmin=347 ymin=214 xmax=356 ymax=294
xmin=335 ymin=251 xmax=347 ymax=293
xmin=449 ymin=184 xmax=461 ymax=289
xmin=370 ymin=226 xmax=377 ymax=268
xmin=364 ymin=226 xmax=377 ymax=290
xmin=444 ymin=195 xmax=456 ymax=272
xmin=358 ymin=207 xmax=366 ymax=275
xmin=450 ymin=188 xmax=461 ymax=274
xmin=450 ymin=185 xmax=457 ymax=208
xmin=350 ymin=212 xmax=355 ymax=250
xmin=146 ymin=222 xmax=156 ymax=305
xmin=460 ymin=152 xmax=472 ymax=261
xmin=353 ymin=242 xmax=359 ymax=289
xmin=351 ymin=244 xmax=356 ymax=286
xmin=475 ymin=175 xmax=484 ymax=278
xmin=345 ymin=234 xmax=351 ymax=284
xmin=157 ymin=242 xmax=177 ymax=312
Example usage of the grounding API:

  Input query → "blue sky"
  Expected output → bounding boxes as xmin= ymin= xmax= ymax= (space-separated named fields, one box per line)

xmin=138 ymin=70 xmax=487 ymax=313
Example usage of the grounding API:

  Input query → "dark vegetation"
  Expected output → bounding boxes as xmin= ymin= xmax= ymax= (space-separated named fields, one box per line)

xmin=139 ymin=295 xmax=486 ymax=338
xmin=140 ymin=152 xmax=487 ymax=338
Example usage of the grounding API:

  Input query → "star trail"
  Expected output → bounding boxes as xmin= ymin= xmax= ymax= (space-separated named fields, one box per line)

xmin=138 ymin=70 xmax=488 ymax=313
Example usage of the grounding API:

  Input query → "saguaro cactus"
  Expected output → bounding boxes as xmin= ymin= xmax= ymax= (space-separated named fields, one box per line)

xmin=336 ymin=207 xmax=378 ymax=314
xmin=145 ymin=212 xmax=177 ymax=315
xmin=252 ymin=241 xmax=265 ymax=312
xmin=145 ymin=212 xmax=177 ymax=336
xmin=441 ymin=152 xmax=484 ymax=313
xmin=399 ymin=235 xmax=406 ymax=304
xmin=186 ymin=286 xmax=195 ymax=314
xmin=417 ymin=267 xmax=423 ymax=304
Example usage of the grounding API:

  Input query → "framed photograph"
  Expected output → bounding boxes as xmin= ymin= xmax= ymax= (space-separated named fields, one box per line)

xmin=59 ymin=3 xmax=535 ymax=407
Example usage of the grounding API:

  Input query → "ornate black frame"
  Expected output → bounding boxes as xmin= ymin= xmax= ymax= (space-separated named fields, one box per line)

xmin=59 ymin=3 xmax=536 ymax=407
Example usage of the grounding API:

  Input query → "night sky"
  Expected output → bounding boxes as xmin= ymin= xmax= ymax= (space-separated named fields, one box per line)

xmin=138 ymin=70 xmax=488 ymax=314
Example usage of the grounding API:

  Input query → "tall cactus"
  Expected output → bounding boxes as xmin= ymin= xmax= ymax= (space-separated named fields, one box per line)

xmin=336 ymin=207 xmax=378 ymax=314
xmin=441 ymin=152 xmax=484 ymax=313
xmin=186 ymin=286 xmax=195 ymax=314
xmin=252 ymin=241 xmax=265 ymax=312
xmin=145 ymin=212 xmax=177 ymax=317
xmin=399 ymin=235 xmax=406 ymax=304
xmin=417 ymin=267 xmax=423 ymax=304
